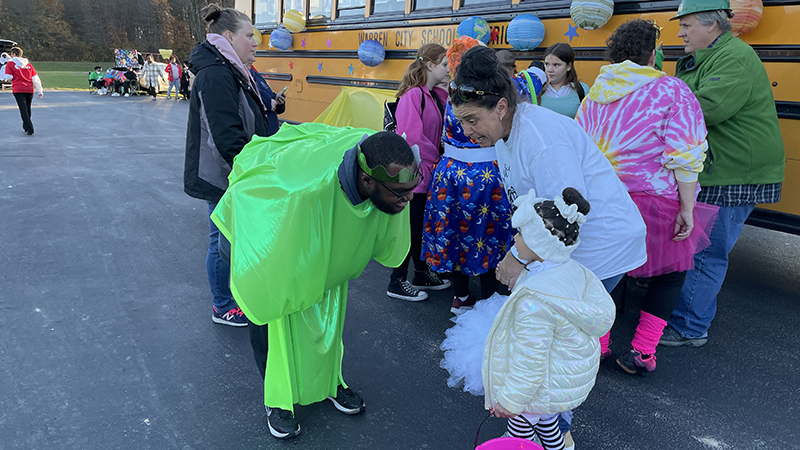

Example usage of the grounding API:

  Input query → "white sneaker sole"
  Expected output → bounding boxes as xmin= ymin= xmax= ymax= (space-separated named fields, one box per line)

xmin=411 ymin=280 xmax=452 ymax=291
xmin=267 ymin=417 xmax=300 ymax=439
xmin=387 ymin=291 xmax=428 ymax=302
xmin=326 ymin=396 xmax=366 ymax=415
xmin=450 ymin=306 xmax=473 ymax=315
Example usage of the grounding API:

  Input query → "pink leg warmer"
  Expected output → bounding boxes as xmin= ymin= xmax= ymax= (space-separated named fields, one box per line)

xmin=630 ymin=311 xmax=667 ymax=356
xmin=599 ymin=331 xmax=611 ymax=354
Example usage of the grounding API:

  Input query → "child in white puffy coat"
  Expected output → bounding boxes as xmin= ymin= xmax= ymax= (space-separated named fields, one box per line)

xmin=440 ymin=188 xmax=615 ymax=449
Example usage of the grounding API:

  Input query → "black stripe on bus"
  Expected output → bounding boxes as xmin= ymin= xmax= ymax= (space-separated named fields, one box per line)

xmin=306 ymin=75 xmax=401 ymax=90
xmin=777 ymin=101 xmax=800 ymax=120
xmin=258 ymin=0 xmax=800 ymax=33
xmin=259 ymin=72 xmax=293 ymax=81
xmin=746 ymin=208 xmax=800 ymax=236
xmin=258 ymin=45 xmax=800 ymax=63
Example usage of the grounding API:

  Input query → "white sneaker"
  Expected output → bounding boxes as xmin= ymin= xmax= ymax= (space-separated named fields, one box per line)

xmin=124 ymin=93 xmax=130 ymax=97
xmin=96 ymin=89 xmax=102 ymax=95
xmin=111 ymin=92 xmax=120 ymax=97
xmin=152 ymin=96 xmax=157 ymax=101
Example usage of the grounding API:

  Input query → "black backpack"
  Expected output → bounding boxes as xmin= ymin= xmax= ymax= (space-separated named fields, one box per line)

xmin=384 ymin=86 xmax=445 ymax=133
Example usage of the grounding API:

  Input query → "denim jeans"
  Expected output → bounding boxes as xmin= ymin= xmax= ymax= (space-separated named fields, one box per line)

xmin=207 ymin=202 xmax=236 ymax=312
xmin=168 ymin=79 xmax=178 ymax=97
xmin=668 ymin=203 xmax=756 ymax=339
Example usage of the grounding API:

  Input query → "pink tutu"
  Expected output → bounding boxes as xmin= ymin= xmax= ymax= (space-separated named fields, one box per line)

xmin=628 ymin=192 xmax=718 ymax=278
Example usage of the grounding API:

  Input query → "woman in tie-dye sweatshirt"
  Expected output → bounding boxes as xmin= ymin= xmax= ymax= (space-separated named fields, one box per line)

xmin=576 ymin=19 xmax=718 ymax=376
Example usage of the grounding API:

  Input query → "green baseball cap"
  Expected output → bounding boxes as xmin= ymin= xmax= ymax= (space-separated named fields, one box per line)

xmin=671 ymin=0 xmax=734 ymax=20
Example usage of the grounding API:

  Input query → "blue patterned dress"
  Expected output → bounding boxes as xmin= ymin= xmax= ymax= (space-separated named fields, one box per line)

xmin=421 ymin=102 xmax=514 ymax=276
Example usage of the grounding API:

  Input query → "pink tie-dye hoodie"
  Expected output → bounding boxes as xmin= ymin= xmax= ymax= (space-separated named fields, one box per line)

xmin=576 ymin=61 xmax=708 ymax=200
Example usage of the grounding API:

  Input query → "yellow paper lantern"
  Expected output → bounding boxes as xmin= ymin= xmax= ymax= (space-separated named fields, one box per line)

xmin=158 ymin=49 xmax=173 ymax=59
xmin=729 ymin=0 xmax=763 ymax=36
xmin=283 ymin=9 xmax=306 ymax=33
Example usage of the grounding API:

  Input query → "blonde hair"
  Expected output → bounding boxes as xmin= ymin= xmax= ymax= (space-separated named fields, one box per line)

xmin=396 ymin=43 xmax=447 ymax=99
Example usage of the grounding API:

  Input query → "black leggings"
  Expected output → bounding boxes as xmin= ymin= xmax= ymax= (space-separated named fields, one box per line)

xmin=641 ymin=271 xmax=687 ymax=320
xmin=248 ymin=318 xmax=268 ymax=380
xmin=391 ymin=193 xmax=427 ymax=280
xmin=452 ymin=269 xmax=499 ymax=300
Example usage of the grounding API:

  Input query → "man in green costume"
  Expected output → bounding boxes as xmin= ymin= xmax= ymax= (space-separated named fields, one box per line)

xmin=211 ymin=122 xmax=420 ymax=439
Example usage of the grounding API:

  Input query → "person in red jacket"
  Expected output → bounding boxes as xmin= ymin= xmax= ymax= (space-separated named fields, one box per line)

xmin=166 ymin=55 xmax=182 ymax=100
xmin=1 ymin=46 xmax=43 ymax=135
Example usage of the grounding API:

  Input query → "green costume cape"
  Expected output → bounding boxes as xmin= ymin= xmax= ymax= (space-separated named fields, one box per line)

xmin=211 ymin=122 xmax=410 ymax=411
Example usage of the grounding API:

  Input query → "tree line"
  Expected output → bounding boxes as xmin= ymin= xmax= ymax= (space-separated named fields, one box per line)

xmin=0 ymin=0 xmax=235 ymax=61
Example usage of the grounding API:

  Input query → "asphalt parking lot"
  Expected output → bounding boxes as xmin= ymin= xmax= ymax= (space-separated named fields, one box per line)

xmin=1 ymin=90 xmax=799 ymax=450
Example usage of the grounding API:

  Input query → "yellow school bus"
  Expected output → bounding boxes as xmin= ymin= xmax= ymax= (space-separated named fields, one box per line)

xmin=240 ymin=0 xmax=800 ymax=234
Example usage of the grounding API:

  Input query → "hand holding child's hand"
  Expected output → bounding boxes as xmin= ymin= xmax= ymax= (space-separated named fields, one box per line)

xmin=496 ymin=252 xmax=524 ymax=290
xmin=491 ymin=403 xmax=515 ymax=419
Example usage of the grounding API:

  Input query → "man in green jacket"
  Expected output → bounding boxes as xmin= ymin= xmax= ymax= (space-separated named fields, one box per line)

xmin=660 ymin=0 xmax=785 ymax=347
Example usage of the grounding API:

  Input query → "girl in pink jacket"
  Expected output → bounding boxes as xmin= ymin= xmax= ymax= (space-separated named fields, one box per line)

xmin=385 ymin=43 xmax=452 ymax=302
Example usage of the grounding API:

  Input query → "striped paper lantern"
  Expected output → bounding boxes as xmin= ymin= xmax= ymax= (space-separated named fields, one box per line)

xmin=729 ymin=0 xmax=763 ymax=36
xmin=570 ymin=0 xmax=615 ymax=30
xmin=283 ymin=9 xmax=306 ymax=33
xmin=507 ymin=14 xmax=546 ymax=51
xmin=358 ymin=39 xmax=385 ymax=67
xmin=270 ymin=28 xmax=293 ymax=51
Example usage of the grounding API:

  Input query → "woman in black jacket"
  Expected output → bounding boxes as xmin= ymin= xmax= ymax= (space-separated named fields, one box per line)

xmin=184 ymin=3 xmax=268 ymax=327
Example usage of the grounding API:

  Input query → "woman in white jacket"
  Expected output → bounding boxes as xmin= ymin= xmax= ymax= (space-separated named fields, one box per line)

xmin=441 ymin=188 xmax=615 ymax=449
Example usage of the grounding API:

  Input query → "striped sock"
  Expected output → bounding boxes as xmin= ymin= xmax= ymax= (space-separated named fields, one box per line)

xmin=506 ymin=415 xmax=535 ymax=439
xmin=534 ymin=415 xmax=565 ymax=450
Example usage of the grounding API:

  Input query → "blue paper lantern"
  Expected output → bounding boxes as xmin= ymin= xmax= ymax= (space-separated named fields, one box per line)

xmin=358 ymin=39 xmax=385 ymax=67
xmin=456 ymin=17 xmax=491 ymax=44
xmin=507 ymin=14 xmax=546 ymax=51
xmin=270 ymin=28 xmax=293 ymax=51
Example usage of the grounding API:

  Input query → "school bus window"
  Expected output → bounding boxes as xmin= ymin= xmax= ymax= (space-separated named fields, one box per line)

xmin=373 ymin=0 xmax=405 ymax=14
xmin=461 ymin=0 xmax=508 ymax=6
xmin=338 ymin=0 xmax=366 ymax=16
xmin=309 ymin=0 xmax=332 ymax=18
xmin=285 ymin=0 xmax=304 ymax=13
xmin=254 ymin=0 xmax=279 ymax=25
xmin=415 ymin=0 xmax=452 ymax=10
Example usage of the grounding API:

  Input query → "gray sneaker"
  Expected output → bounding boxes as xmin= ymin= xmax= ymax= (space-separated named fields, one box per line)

xmin=659 ymin=326 xmax=707 ymax=347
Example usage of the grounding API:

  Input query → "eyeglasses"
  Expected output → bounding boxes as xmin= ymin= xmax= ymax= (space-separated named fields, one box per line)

xmin=373 ymin=173 xmax=424 ymax=200
xmin=449 ymin=81 xmax=502 ymax=102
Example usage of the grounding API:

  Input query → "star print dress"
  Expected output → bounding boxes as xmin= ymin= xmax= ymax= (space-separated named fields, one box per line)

xmin=420 ymin=102 xmax=513 ymax=276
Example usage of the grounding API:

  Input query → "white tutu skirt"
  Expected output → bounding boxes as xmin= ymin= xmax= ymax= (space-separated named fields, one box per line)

xmin=440 ymin=292 xmax=508 ymax=396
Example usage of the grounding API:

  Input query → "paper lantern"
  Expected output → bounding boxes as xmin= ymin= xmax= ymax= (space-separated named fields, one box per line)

xmin=158 ymin=49 xmax=173 ymax=59
xmin=507 ymin=14 xmax=546 ymax=51
xmin=270 ymin=28 xmax=293 ymax=51
xmin=456 ymin=17 xmax=491 ymax=44
xmin=358 ymin=39 xmax=385 ymax=67
xmin=570 ymin=0 xmax=615 ymax=30
xmin=729 ymin=0 xmax=763 ymax=36
xmin=253 ymin=27 xmax=263 ymax=45
xmin=283 ymin=9 xmax=306 ymax=33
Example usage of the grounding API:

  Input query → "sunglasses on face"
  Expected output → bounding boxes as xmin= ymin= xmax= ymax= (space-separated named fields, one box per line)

xmin=449 ymin=81 xmax=502 ymax=102
xmin=373 ymin=173 xmax=424 ymax=200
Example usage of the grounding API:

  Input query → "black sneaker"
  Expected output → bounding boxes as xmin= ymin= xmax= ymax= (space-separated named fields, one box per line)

xmin=266 ymin=406 xmax=300 ymax=439
xmin=658 ymin=325 xmax=708 ymax=347
xmin=387 ymin=278 xmax=428 ymax=302
xmin=212 ymin=306 xmax=248 ymax=327
xmin=326 ymin=385 xmax=366 ymax=415
xmin=411 ymin=270 xmax=452 ymax=291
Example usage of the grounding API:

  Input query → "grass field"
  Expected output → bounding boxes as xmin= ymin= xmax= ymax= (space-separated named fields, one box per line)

xmin=34 ymin=61 xmax=115 ymax=90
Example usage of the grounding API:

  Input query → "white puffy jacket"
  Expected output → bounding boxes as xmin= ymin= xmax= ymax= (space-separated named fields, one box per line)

xmin=482 ymin=260 xmax=615 ymax=415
